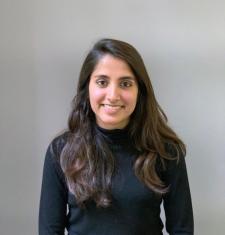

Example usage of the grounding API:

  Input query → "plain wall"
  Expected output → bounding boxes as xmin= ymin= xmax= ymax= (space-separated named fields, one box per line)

xmin=0 ymin=0 xmax=224 ymax=234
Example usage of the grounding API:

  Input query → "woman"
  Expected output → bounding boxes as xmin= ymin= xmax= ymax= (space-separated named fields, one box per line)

xmin=39 ymin=38 xmax=194 ymax=235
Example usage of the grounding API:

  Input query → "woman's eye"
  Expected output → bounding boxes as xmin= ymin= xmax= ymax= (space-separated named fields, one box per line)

xmin=120 ymin=81 xmax=132 ymax=88
xmin=96 ymin=80 xmax=107 ymax=87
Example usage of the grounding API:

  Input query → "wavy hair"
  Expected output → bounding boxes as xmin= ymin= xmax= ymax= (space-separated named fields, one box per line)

xmin=60 ymin=38 xmax=186 ymax=207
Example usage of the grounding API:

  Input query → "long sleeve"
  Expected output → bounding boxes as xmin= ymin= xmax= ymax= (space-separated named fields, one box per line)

xmin=162 ymin=153 xmax=194 ymax=235
xmin=39 ymin=136 xmax=68 ymax=235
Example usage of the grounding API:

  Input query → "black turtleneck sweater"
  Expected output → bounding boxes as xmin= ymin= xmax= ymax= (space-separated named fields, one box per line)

xmin=39 ymin=127 xmax=194 ymax=235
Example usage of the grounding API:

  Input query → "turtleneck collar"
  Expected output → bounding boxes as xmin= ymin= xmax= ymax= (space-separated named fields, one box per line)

xmin=95 ymin=124 xmax=130 ymax=144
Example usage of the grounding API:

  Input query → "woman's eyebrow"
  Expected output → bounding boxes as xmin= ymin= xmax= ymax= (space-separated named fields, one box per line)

xmin=94 ymin=74 xmax=109 ymax=79
xmin=118 ymin=76 xmax=136 ymax=81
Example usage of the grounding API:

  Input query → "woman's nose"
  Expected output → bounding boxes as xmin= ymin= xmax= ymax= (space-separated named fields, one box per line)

xmin=106 ymin=85 xmax=120 ymax=102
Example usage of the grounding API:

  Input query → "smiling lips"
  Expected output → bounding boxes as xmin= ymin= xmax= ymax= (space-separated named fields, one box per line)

xmin=101 ymin=104 xmax=125 ymax=114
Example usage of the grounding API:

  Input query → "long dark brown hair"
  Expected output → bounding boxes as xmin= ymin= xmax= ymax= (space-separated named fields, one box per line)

xmin=60 ymin=38 xmax=186 ymax=207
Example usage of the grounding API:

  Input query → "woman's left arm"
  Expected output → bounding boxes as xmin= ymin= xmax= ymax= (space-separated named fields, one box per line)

xmin=162 ymin=153 xmax=194 ymax=235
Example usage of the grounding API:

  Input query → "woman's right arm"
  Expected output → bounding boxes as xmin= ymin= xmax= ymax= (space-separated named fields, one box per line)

xmin=39 ymin=138 xmax=68 ymax=235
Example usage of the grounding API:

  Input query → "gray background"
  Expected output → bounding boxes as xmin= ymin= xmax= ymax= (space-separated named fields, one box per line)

xmin=1 ymin=0 xmax=224 ymax=234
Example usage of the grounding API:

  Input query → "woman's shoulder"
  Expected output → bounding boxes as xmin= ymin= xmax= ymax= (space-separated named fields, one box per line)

xmin=47 ymin=130 xmax=70 ymax=160
xmin=156 ymin=142 xmax=185 ymax=172
xmin=159 ymin=142 xmax=186 ymax=174
xmin=43 ymin=131 xmax=70 ymax=188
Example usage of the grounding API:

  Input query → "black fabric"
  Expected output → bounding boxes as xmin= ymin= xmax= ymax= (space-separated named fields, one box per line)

xmin=39 ymin=127 xmax=194 ymax=235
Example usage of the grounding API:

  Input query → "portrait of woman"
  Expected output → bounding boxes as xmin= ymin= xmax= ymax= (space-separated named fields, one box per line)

xmin=39 ymin=38 xmax=194 ymax=235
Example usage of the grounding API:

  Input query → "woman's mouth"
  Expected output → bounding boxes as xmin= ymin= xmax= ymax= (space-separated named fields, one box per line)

xmin=101 ymin=104 xmax=124 ymax=113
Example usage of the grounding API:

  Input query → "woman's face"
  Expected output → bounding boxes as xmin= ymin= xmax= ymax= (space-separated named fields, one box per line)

xmin=88 ymin=54 xmax=138 ymax=130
